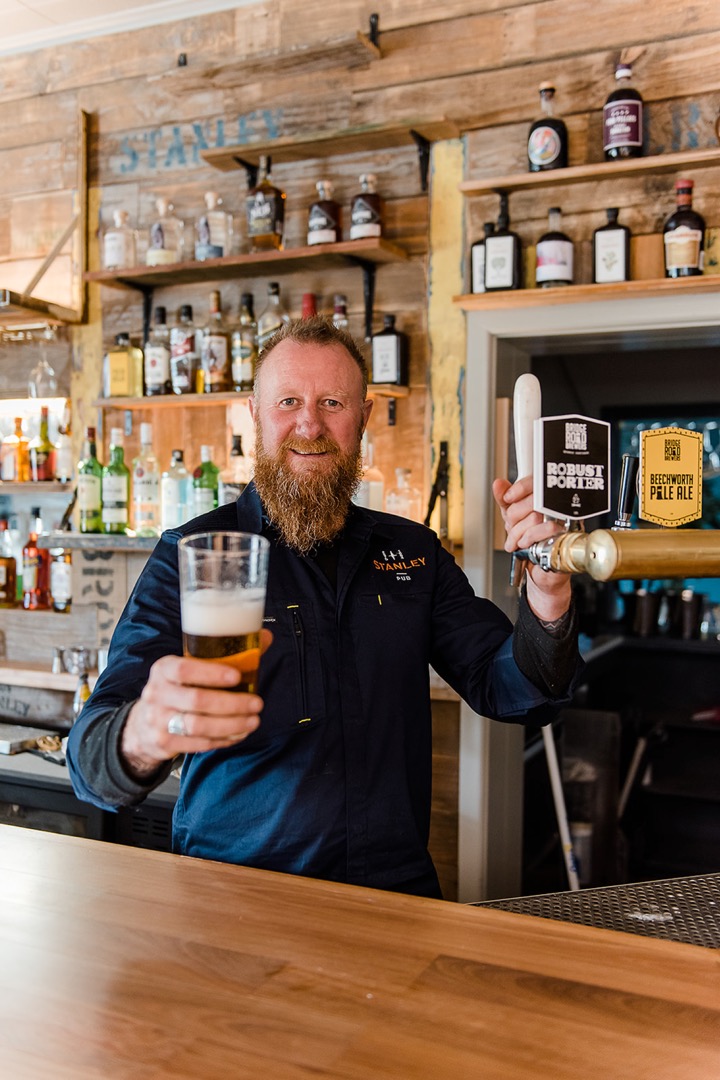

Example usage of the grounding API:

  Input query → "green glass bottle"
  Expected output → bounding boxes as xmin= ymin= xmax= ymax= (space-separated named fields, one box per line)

xmin=192 ymin=444 xmax=219 ymax=517
xmin=77 ymin=426 xmax=103 ymax=534
xmin=101 ymin=427 xmax=130 ymax=534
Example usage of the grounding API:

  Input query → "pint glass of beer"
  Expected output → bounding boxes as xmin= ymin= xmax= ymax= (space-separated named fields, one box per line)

xmin=178 ymin=531 xmax=270 ymax=693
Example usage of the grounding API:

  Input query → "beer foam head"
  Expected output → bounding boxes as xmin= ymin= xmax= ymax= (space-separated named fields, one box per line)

xmin=181 ymin=587 xmax=265 ymax=636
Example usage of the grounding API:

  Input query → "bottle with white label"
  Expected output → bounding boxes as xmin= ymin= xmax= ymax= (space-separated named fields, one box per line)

xmin=101 ymin=428 xmax=130 ymax=535
xmin=307 ymin=180 xmax=341 ymax=245
xmin=146 ymin=197 xmax=184 ymax=266
xmin=192 ymin=445 xmax=219 ymax=516
xmin=593 ymin=208 xmax=631 ymax=283
xmin=50 ymin=548 xmax=72 ymax=614
xmin=535 ymin=206 xmax=573 ymax=288
xmin=350 ymin=174 xmax=382 ymax=240
xmin=353 ymin=433 xmax=385 ymax=511
xmin=527 ymin=83 xmax=568 ymax=172
xmin=470 ymin=222 xmax=495 ymax=293
xmin=144 ymin=306 xmax=172 ymax=396
xmin=603 ymin=62 xmax=643 ymax=160
xmin=194 ymin=191 xmax=233 ymax=260
xmin=132 ymin=423 xmax=160 ymax=537
xmin=371 ymin=314 xmax=408 ymax=386
xmin=484 ymin=194 xmax=522 ymax=291
xmin=663 ymin=179 xmax=705 ymax=278
xmin=161 ymin=449 xmax=190 ymax=531
xmin=78 ymin=426 xmax=102 ymax=533
xmin=170 ymin=305 xmax=198 ymax=395
xmin=102 ymin=210 xmax=136 ymax=270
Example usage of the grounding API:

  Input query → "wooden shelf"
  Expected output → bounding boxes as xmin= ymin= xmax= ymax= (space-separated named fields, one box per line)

xmin=0 ymin=661 xmax=97 ymax=692
xmin=0 ymin=290 xmax=82 ymax=328
xmin=459 ymin=147 xmax=720 ymax=197
xmin=201 ymin=119 xmax=460 ymax=172
xmin=95 ymin=391 xmax=249 ymax=410
xmin=38 ymin=532 xmax=158 ymax=553
xmin=84 ymin=238 xmax=409 ymax=292
xmin=0 ymin=481 xmax=72 ymax=494
xmin=367 ymin=384 xmax=410 ymax=399
xmin=454 ymin=275 xmax=720 ymax=311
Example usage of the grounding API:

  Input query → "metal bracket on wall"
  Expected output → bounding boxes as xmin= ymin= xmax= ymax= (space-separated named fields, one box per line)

xmin=231 ymin=156 xmax=267 ymax=191
xmin=410 ymin=130 xmax=431 ymax=192
xmin=346 ymin=258 xmax=376 ymax=341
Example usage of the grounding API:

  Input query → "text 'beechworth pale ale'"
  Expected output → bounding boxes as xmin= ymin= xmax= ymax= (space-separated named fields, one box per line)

xmin=181 ymin=587 xmax=265 ymax=693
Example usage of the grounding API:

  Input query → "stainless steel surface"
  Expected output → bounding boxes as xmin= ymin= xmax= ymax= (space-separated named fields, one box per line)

xmin=475 ymin=874 xmax=720 ymax=949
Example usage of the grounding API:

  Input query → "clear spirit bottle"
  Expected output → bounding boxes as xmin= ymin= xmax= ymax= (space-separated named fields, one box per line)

xmin=54 ymin=399 xmax=74 ymax=482
xmin=257 ymin=282 xmax=291 ymax=351
xmin=246 ymin=156 xmax=285 ymax=252
xmin=231 ymin=293 xmax=257 ymax=392
xmin=101 ymin=428 xmax=130 ymax=535
xmin=352 ymin=433 xmax=385 ymax=511
xmin=144 ymin=305 xmax=172 ymax=396
xmin=49 ymin=548 xmax=72 ymax=614
xmin=146 ymin=196 xmax=184 ymax=265
xmin=194 ymin=191 xmax=233 ymax=260
xmin=102 ymin=210 xmax=137 ymax=269
xmin=132 ymin=422 xmax=161 ymax=537
xmin=527 ymin=83 xmax=568 ymax=172
xmin=307 ymin=179 xmax=341 ymax=245
xmin=161 ymin=449 xmax=191 ymax=531
xmin=385 ymin=468 xmax=422 ymax=521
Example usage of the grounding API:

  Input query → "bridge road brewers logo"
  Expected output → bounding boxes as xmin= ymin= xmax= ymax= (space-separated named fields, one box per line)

xmin=533 ymin=414 xmax=611 ymax=521
xmin=639 ymin=426 xmax=703 ymax=526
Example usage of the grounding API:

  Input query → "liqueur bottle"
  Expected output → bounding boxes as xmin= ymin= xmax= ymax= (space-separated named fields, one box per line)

xmin=1 ymin=417 xmax=30 ymax=482
xmin=28 ymin=405 xmax=56 ymax=481
xmin=231 ymin=293 xmax=258 ymax=392
xmin=0 ymin=520 xmax=18 ymax=608
xmin=200 ymin=290 xmax=231 ymax=393
xmin=246 ymin=156 xmax=285 ymax=252
xmin=332 ymin=294 xmax=349 ymax=331
xmin=102 ymin=333 xmax=144 ymax=398
xmin=194 ymin=191 xmax=232 ymax=260
xmin=470 ymin=222 xmax=495 ymax=294
xmin=603 ymin=62 xmax=644 ymax=160
xmin=527 ymin=83 xmax=568 ymax=172
xmin=371 ymin=314 xmax=408 ymax=386
xmin=170 ymin=305 xmax=199 ymax=395
xmin=22 ymin=508 xmax=50 ymax=610
xmin=77 ymin=426 xmax=103 ymax=534
xmin=484 ymin=195 xmax=523 ymax=291
xmin=535 ymin=207 xmax=574 ymax=288
xmin=161 ymin=449 xmax=191 ymax=531
xmin=146 ymin=197 xmax=184 ymax=265
xmin=144 ymin=306 xmax=172 ymax=396
xmin=593 ymin=208 xmax=631 ymax=283
xmin=257 ymin=282 xmax=291 ymax=351
xmin=218 ymin=434 xmax=253 ymax=505
xmin=350 ymin=174 xmax=382 ymax=240
xmin=49 ymin=547 xmax=72 ymax=614
xmin=663 ymin=179 xmax=706 ymax=278
xmin=132 ymin=423 xmax=161 ymax=537
xmin=192 ymin=445 xmax=220 ymax=516
xmin=102 ymin=210 xmax=137 ymax=270
xmin=307 ymin=180 xmax=341 ymax=245
xmin=54 ymin=400 xmax=74 ymax=483
xmin=101 ymin=428 xmax=130 ymax=535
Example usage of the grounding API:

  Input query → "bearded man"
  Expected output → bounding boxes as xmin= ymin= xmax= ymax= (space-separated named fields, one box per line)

xmin=68 ymin=317 xmax=581 ymax=899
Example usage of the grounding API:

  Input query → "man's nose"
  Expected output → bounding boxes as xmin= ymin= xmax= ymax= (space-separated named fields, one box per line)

xmin=294 ymin=404 xmax=325 ymax=439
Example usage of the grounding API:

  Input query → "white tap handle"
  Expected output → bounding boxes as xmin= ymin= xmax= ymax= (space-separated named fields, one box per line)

xmin=513 ymin=372 xmax=542 ymax=480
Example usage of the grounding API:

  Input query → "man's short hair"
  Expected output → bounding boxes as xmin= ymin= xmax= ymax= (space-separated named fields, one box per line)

xmin=254 ymin=316 xmax=369 ymax=397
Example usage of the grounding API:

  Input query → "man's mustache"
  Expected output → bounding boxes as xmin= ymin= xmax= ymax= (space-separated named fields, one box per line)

xmin=280 ymin=435 xmax=340 ymax=455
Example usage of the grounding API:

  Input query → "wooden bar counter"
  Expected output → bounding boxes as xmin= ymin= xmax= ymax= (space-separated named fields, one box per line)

xmin=0 ymin=825 xmax=718 ymax=1079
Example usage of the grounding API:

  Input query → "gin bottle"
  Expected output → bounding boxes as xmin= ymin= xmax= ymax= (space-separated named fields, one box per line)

xmin=144 ymin=306 xmax=172 ymax=396
xmin=371 ymin=314 xmax=408 ymax=386
xmin=160 ymin=449 xmax=190 ymax=531
xmin=146 ymin=197 xmax=184 ymax=265
xmin=593 ymin=208 xmax=631 ymax=283
xmin=484 ymin=195 xmax=522 ymax=291
xmin=535 ymin=207 xmax=574 ymax=288
xmin=102 ymin=210 xmax=137 ymax=270
xmin=246 ymin=156 xmax=285 ymax=252
xmin=231 ymin=293 xmax=258 ymax=392
xmin=194 ymin=191 xmax=233 ymax=260
xmin=257 ymin=282 xmax=291 ymax=351
xmin=132 ymin=423 xmax=161 ymax=537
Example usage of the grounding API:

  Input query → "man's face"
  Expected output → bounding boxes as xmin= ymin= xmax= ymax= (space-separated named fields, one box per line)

xmin=249 ymin=340 xmax=374 ymax=552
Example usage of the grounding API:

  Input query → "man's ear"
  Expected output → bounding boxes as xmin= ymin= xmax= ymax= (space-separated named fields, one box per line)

xmin=248 ymin=395 xmax=256 ymax=422
xmin=361 ymin=397 xmax=374 ymax=432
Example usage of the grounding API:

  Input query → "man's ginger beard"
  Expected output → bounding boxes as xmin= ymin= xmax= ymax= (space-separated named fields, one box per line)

xmin=253 ymin=423 xmax=364 ymax=554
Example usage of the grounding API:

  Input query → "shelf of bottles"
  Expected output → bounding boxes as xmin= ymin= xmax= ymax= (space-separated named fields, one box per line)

xmin=95 ymin=384 xmax=408 ymax=411
xmin=37 ymin=532 xmax=157 ymax=553
xmin=454 ymin=274 xmax=720 ymax=311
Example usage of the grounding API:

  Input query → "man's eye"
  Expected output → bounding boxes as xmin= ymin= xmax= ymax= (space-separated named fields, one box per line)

xmin=324 ymin=399 xmax=341 ymax=408
xmin=279 ymin=397 xmax=297 ymax=407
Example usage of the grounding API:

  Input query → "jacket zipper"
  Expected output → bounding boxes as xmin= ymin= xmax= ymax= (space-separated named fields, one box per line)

xmin=288 ymin=605 xmax=311 ymax=724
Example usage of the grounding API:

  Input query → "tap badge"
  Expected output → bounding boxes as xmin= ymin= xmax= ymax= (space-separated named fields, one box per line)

xmin=639 ymin=426 xmax=703 ymax=527
xmin=534 ymin=413 xmax=611 ymax=521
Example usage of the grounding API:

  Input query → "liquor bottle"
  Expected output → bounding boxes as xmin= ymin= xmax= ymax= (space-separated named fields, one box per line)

xmin=170 ymin=305 xmax=199 ymax=395
xmin=132 ymin=423 xmax=161 ymax=537
xmin=385 ymin=468 xmax=422 ymax=521
xmin=484 ymin=194 xmax=523 ymax=291
xmin=663 ymin=179 xmax=706 ymax=278
xmin=161 ymin=449 xmax=191 ymax=531
xmin=144 ymin=306 xmax=172 ymax=396
xmin=470 ymin=222 xmax=495 ymax=294
xmin=352 ymin=433 xmax=385 ymax=511
xmin=307 ymin=179 xmax=341 ymax=245
xmin=603 ymin=62 xmax=643 ymax=160
xmin=350 ymin=174 xmax=382 ymax=240
xmin=22 ymin=507 xmax=50 ymax=610
xmin=218 ymin=434 xmax=252 ymax=505
xmin=527 ymin=83 xmax=568 ymax=172
xmin=72 ymin=673 xmax=91 ymax=720
xmin=194 ymin=191 xmax=233 ymax=260
xmin=199 ymin=290 xmax=231 ymax=393
xmin=146 ymin=197 xmax=184 ymax=265
xmin=101 ymin=428 xmax=130 ymax=535
xmin=0 ymin=519 xmax=17 ymax=608
xmin=257 ymin=282 xmax=291 ymax=351
xmin=192 ymin=445 xmax=220 ymax=516
xmin=77 ymin=426 xmax=103 ymax=534
xmin=301 ymin=292 xmax=317 ymax=319
xmin=102 ymin=210 xmax=136 ymax=270
xmin=593 ymin=208 xmax=631 ymax=283
xmin=245 ymin=155 xmax=285 ymax=252
xmin=54 ymin=399 xmax=74 ymax=483
xmin=332 ymin=294 xmax=349 ymax=330
xmin=535 ymin=207 xmax=574 ymax=288
xmin=28 ymin=405 xmax=57 ymax=482
xmin=0 ymin=417 xmax=30 ymax=482
xmin=49 ymin=547 xmax=72 ymax=614
xmin=102 ymin=332 xmax=144 ymax=398
xmin=231 ymin=293 xmax=258 ymax=392
xmin=371 ymin=314 xmax=408 ymax=386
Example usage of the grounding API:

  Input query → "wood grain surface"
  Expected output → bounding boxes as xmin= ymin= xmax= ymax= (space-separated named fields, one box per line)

xmin=0 ymin=825 xmax=718 ymax=1079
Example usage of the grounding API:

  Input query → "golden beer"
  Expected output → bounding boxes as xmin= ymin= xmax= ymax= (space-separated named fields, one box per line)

xmin=181 ymin=587 xmax=265 ymax=694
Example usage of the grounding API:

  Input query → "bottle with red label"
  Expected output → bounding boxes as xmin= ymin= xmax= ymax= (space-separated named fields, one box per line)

xmin=603 ymin=62 xmax=644 ymax=160
xmin=535 ymin=207 xmax=574 ymax=288
xmin=663 ymin=179 xmax=706 ymax=278
xmin=22 ymin=507 xmax=50 ymax=610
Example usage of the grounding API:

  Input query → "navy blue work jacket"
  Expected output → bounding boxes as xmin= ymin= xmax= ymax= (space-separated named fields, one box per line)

xmin=68 ymin=484 xmax=571 ymax=894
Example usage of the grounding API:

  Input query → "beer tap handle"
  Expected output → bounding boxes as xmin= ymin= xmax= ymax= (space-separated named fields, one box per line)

xmin=613 ymin=453 xmax=639 ymax=530
xmin=510 ymin=373 xmax=542 ymax=586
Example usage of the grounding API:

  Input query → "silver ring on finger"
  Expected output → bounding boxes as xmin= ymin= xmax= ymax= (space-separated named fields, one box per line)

xmin=167 ymin=711 xmax=189 ymax=737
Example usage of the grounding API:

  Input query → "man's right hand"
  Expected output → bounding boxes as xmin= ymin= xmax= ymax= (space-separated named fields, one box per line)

xmin=120 ymin=629 xmax=272 ymax=778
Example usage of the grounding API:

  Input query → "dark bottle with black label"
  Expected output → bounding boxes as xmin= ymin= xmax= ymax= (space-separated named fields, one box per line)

xmin=603 ymin=62 xmax=643 ymax=160
xmin=371 ymin=315 xmax=408 ymax=386
xmin=350 ymin=174 xmax=382 ymax=240
xmin=663 ymin=179 xmax=705 ymax=277
xmin=593 ymin=208 xmax=631 ymax=283
xmin=307 ymin=180 xmax=341 ymax=245
xmin=484 ymin=195 xmax=522 ymax=291
xmin=470 ymin=222 xmax=495 ymax=293
xmin=527 ymin=83 xmax=568 ymax=172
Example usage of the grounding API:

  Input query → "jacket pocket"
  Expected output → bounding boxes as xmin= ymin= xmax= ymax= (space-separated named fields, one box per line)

xmin=253 ymin=601 xmax=326 ymax=743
